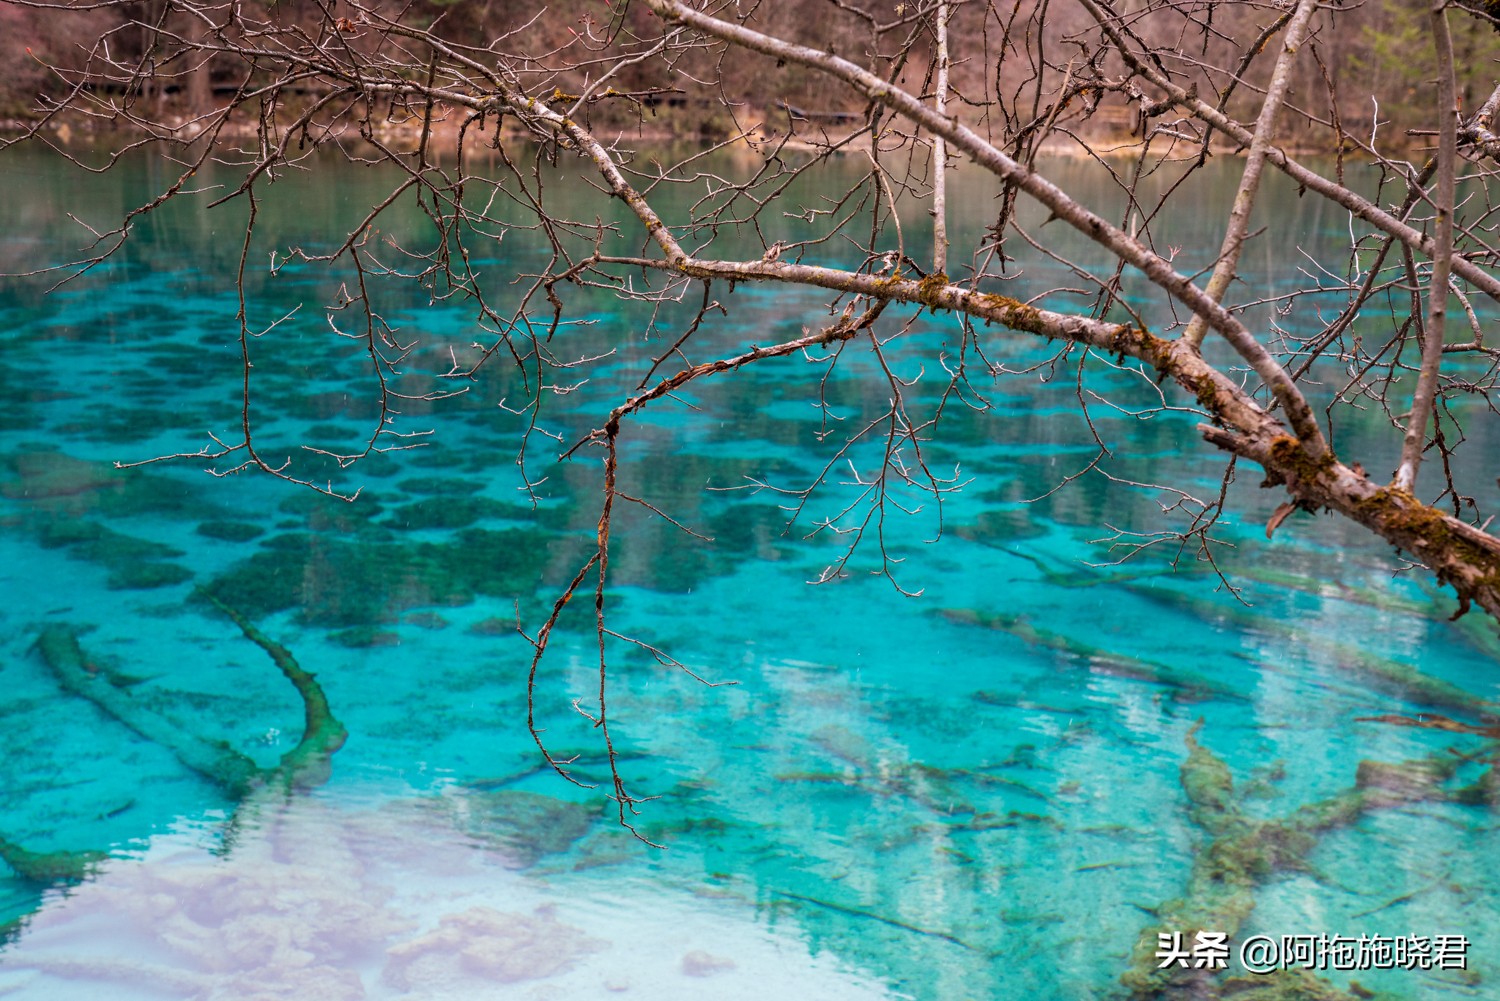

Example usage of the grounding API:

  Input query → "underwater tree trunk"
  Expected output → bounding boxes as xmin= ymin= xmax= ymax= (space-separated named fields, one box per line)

xmin=198 ymin=590 xmax=348 ymax=786
xmin=33 ymin=599 xmax=345 ymax=796
xmin=1124 ymin=720 xmax=1480 ymax=1000
xmin=34 ymin=626 xmax=263 ymax=796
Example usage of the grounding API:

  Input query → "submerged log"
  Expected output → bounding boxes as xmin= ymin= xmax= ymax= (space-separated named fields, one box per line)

xmin=33 ymin=627 xmax=262 ymax=797
xmin=1129 ymin=585 xmax=1495 ymax=717
xmin=1123 ymin=720 xmax=1461 ymax=1001
xmin=16 ymin=604 xmax=349 ymax=923
xmin=33 ymin=593 xmax=347 ymax=798
xmin=937 ymin=608 xmax=1243 ymax=703
xmin=198 ymin=589 xmax=347 ymax=786
xmin=772 ymin=889 xmax=985 ymax=953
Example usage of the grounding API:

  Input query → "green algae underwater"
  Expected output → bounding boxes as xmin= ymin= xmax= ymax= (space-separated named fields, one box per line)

xmin=0 ymin=144 xmax=1497 ymax=1000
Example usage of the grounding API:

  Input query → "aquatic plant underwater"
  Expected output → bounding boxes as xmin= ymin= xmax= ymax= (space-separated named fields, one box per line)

xmin=0 ymin=147 xmax=1497 ymax=1000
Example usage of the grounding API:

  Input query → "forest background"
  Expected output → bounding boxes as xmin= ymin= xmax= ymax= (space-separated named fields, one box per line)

xmin=3 ymin=0 xmax=1491 ymax=150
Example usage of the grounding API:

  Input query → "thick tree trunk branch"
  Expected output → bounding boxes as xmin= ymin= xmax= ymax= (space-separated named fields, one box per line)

xmin=610 ymin=249 xmax=1500 ymax=621
xmin=1460 ymin=80 xmax=1500 ymax=158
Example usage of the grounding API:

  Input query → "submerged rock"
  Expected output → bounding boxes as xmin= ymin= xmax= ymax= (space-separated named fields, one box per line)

xmin=330 ymin=626 xmax=403 ymax=648
xmin=1182 ymin=722 xmax=1236 ymax=833
xmin=455 ymin=789 xmax=600 ymax=867
xmin=1 ymin=803 xmax=413 ymax=999
xmin=36 ymin=517 xmax=191 ymax=590
xmin=384 ymin=905 xmax=605 ymax=990
xmin=277 ymin=490 xmax=387 ymax=535
xmin=2 ymin=450 xmax=129 ymax=501
xmin=385 ymin=495 xmax=522 ymax=531
xmin=0 ymin=448 xmax=202 ymax=518
xmin=1213 ymin=967 xmax=1372 ymax=1000
xmin=681 ymin=949 xmax=737 ymax=977
xmin=396 ymin=476 xmax=486 ymax=496
xmin=195 ymin=520 xmax=265 ymax=543
xmin=107 ymin=562 xmax=194 ymax=590
xmin=203 ymin=526 xmax=553 ymax=627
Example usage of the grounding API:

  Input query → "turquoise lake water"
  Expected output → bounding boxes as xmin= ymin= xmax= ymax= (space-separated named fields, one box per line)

xmin=0 ymin=142 xmax=1496 ymax=999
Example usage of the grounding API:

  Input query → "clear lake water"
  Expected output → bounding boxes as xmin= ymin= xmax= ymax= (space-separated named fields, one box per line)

xmin=0 ymin=141 xmax=1495 ymax=1000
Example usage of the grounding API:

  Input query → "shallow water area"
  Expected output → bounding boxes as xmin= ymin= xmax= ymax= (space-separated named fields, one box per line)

xmin=0 ymin=789 xmax=895 ymax=1001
